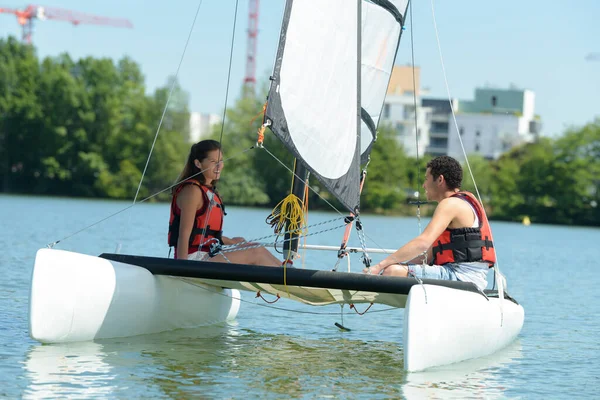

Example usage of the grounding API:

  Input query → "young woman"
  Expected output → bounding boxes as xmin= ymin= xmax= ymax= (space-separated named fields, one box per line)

xmin=168 ymin=140 xmax=281 ymax=266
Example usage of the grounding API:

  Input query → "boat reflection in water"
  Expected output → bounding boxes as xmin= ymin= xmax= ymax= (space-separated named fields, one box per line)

xmin=23 ymin=341 xmax=115 ymax=399
xmin=23 ymin=323 xmax=237 ymax=399
xmin=23 ymin=322 xmax=523 ymax=398
xmin=403 ymin=339 xmax=523 ymax=399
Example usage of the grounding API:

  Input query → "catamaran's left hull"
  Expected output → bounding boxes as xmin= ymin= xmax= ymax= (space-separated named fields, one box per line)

xmin=29 ymin=249 xmax=240 ymax=344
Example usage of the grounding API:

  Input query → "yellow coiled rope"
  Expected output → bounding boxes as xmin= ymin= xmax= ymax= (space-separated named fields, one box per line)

xmin=265 ymin=160 xmax=309 ymax=293
xmin=266 ymin=193 xmax=307 ymax=238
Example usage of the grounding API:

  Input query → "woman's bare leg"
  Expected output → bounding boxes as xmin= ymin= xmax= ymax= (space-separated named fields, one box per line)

xmin=209 ymin=245 xmax=281 ymax=267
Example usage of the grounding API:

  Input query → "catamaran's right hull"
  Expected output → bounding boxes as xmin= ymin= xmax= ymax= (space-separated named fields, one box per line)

xmin=403 ymin=284 xmax=524 ymax=372
xmin=29 ymin=249 xmax=240 ymax=344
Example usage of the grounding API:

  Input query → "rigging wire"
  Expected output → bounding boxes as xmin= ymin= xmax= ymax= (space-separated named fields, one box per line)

xmin=113 ymin=0 xmax=205 ymax=253
xmin=46 ymin=147 xmax=254 ymax=248
xmin=261 ymin=146 xmax=346 ymax=218
xmin=193 ymin=0 xmax=241 ymax=253
xmin=161 ymin=0 xmax=241 ymax=258
xmin=216 ymin=0 xmax=241 ymax=149
xmin=132 ymin=0 xmax=205 ymax=205
xmin=409 ymin=0 xmax=424 ymax=236
xmin=429 ymin=0 xmax=505 ymax=293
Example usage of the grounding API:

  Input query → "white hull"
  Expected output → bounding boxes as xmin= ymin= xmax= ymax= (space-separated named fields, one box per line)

xmin=403 ymin=284 xmax=524 ymax=372
xmin=29 ymin=249 xmax=240 ymax=343
xmin=30 ymin=249 xmax=523 ymax=372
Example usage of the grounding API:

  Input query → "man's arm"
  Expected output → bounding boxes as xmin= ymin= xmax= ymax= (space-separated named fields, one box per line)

xmin=367 ymin=199 xmax=460 ymax=274
xmin=406 ymin=245 xmax=433 ymax=265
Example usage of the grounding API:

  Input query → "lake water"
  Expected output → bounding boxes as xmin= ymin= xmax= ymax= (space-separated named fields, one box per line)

xmin=1 ymin=194 xmax=598 ymax=399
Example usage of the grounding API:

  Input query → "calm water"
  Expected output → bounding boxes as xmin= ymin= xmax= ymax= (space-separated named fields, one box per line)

xmin=1 ymin=194 xmax=598 ymax=399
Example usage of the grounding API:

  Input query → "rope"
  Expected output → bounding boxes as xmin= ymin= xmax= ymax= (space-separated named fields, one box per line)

xmin=350 ymin=303 xmax=374 ymax=315
xmin=256 ymin=291 xmax=280 ymax=304
xmin=46 ymin=147 xmax=254 ymax=247
xmin=220 ymin=221 xmax=346 ymax=255
xmin=265 ymin=193 xmax=307 ymax=237
xmin=260 ymin=146 xmax=346 ymax=218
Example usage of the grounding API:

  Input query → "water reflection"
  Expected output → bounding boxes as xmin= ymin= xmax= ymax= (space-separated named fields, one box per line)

xmin=23 ymin=322 xmax=523 ymax=399
xmin=23 ymin=341 xmax=116 ymax=399
xmin=403 ymin=340 xmax=523 ymax=399
xmin=23 ymin=324 xmax=234 ymax=399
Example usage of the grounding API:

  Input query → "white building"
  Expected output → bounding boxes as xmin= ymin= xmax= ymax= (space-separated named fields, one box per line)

xmin=423 ymin=98 xmax=458 ymax=157
xmin=189 ymin=112 xmax=221 ymax=143
xmin=381 ymin=66 xmax=431 ymax=157
xmin=447 ymin=87 xmax=541 ymax=160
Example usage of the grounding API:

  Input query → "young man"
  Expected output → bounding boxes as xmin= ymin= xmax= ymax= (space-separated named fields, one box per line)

xmin=363 ymin=156 xmax=495 ymax=290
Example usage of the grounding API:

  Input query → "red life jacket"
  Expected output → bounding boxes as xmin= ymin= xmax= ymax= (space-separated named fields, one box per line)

xmin=168 ymin=179 xmax=225 ymax=258
xmin=431 ymin=191 xmax=496 ymax=267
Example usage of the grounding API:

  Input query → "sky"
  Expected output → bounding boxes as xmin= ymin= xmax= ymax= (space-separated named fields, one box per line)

xmin=1 ymin=0 xmax=599 ymax=137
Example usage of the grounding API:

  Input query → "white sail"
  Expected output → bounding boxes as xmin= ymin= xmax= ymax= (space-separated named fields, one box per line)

xmin=360 ymin=0 xmax=409 ymax=162
xmin=266 ymin=0 xmax=361 ymax=213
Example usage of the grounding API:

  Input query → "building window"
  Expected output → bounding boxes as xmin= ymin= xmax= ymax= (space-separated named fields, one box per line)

xmin=491 ymin=96 xmax=497 ymax=107
xmin=395 ymin=122 xmax=405 ymax=135
xmin=475 ymin=143 xmax=480 ymax=152
xmin=459 ymin=127 xmax=465 ymax=136
xmin=383 ymin=104 xmax=390 ymax=119
xmin=476 ymin=130 xmax=481 ymax=137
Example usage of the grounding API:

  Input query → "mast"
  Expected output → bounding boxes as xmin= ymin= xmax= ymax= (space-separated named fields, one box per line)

xmin=282 ymin=161 xmax=308 ymax=262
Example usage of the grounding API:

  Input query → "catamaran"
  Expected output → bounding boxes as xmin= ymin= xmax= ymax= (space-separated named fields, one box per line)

xmin=29 ymin=0 xmax=524 ymax=372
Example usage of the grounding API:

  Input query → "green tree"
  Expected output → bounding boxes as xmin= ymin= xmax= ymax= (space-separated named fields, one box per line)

xmin=461 ymin=154 xmax=492 ymax=202
xmin=360 ymin=124 xmax=410 ymax=212
xmin=0 ymin=37 xmax=41 ymax=193
xmin=552 ymin=118 xmax=600 ymax=225
xmin=488 ymin=155 xmax=522 ymax=219
xmin=208 ymin=91 xmax=270 ymax=206
xmin=141 ymin=76 xmax=191 ymax=199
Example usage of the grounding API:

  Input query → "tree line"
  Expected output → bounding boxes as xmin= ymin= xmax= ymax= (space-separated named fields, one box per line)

xmin=0 ymin=37 xmax=189 ymax=200
xmin=1 ymin=37 xmax=598 ymax=226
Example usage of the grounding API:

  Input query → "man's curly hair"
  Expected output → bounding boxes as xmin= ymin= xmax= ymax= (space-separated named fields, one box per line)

xmin=426 ymin=156 xmax=463 ymax=190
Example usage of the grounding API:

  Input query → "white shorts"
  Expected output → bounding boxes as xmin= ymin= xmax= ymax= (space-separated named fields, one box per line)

xmin=188 ymin=251 xmax=209 ymax=261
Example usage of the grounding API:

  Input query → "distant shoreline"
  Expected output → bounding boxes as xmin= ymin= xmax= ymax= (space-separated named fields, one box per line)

xmin=3 ymin=192 xmax=598 ymax=228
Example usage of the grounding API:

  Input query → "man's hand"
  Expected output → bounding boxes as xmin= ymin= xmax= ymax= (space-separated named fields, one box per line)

xmin=363 ymin=263 xmax=383 ymax=275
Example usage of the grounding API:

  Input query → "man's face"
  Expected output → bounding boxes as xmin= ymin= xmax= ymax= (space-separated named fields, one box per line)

xmin=423 ymin=168 xmax=437 ymax=201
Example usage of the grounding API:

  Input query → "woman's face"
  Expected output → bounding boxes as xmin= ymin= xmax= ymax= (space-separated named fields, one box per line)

xmin=198 ymin=149 xmax=223 ymax=183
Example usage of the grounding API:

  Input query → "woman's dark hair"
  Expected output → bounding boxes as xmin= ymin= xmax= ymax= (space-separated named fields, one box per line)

xmin=426 ymin=156 xmax=463 ymax=190
xmin=173 ymin=140 xmax=222 ymax=193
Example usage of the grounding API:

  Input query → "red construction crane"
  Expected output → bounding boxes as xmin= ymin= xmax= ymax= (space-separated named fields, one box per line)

xmin=243 ymin=0 xmax=259 ymax=96
xmin=0 ymin=4 xmax=133 ymax=44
